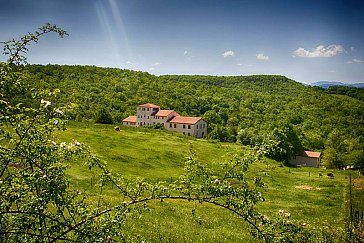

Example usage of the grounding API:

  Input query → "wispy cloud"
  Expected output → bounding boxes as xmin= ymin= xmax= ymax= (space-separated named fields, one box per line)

xmin=236 ymin=63 xmax=253 ymax=67
xmin=149 ymin=62 xmax=161 ymax=71
xmin=293 ymin=44 xmax=344 ymax=58
xmin=256 ymin=53 xmax=269 ymax=61
xmin=350 ymin=46 xmax=355 ymax=52
xmin=347 ymin=58 xmax=363 ymax=64
xmin=126 ymin=61 xmax=136 ymax=65
xmin=222 ymin=50 xmax=235 ymax=58
xmin=183 ymin=50 xmax=191 ymax=56
xmin=183 ymin=50 xmax=193 ymax=59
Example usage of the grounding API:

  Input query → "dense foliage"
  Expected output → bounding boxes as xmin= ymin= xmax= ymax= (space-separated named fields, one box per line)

xmin=319 ymin=85 xmax=364 ymax=102
xmin=24 ymin=65 xmax=364 ymax=169
xmin=3 ymin=23 xmax=344 ymax=243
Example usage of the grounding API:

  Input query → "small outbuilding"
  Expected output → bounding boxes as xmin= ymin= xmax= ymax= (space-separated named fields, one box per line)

xmin=290 ymin=151 xmax=321 ymax=168
xmin=122 ymin=116 xmax=137 ymax=126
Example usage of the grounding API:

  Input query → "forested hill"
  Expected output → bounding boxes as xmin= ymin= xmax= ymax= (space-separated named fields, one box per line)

xmin=25 ymin=64 xmax=364 ymax=169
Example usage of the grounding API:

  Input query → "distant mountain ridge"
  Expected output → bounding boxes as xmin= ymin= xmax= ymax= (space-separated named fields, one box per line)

xmin=311 ymin=81 xmax=364 ymax=88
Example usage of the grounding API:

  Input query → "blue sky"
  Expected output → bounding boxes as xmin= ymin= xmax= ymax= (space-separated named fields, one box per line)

xmin=1 ymin=0 xmax=364 ymax=84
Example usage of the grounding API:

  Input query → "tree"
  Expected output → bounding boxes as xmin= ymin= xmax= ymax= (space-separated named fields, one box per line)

xmin=0 ymin=23 xmax=126 ymax=242
xmin=265 ymin=124 xmax=303 ymax=163
xmin=95 ymin=106 xmax=114 ymax=124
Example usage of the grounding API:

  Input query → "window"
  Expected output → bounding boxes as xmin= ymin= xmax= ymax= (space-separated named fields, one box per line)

xmin=142 ymin=108 xmax=145 ymax=111
xmin=148 ymin=116 xmax=149 ymax=119
xmin=153 ymin=122 xmax=155 ymax=124
xmin=144 ymin=115 xmax=145 ymax=118
xmin=188 ymin=125 xmax=191 ymax=129
xmin=188 ymin=133 xmax=190 ymax=136
xmin=183 ymin=132 xmax=185 ymax=135
xmin=143 ymin=122 xmax=145 ymax=125
xmin=183 ymin=125 xmax=185 ymax=129
xmin=174 ymin=124 xmax=177 ymax=128
xmin=147 ymin=108 xmax=149 ymax=111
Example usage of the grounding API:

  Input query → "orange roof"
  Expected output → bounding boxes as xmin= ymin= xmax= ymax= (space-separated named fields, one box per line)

xmin=168 ymin=116 xmax=202 ymax=125
xmin=122 ymin=116 xmax=137 ymax=123
xmin=137 ymin=103 xmax=160 ymax=109
xmin=302 ymin=151 xmax=321 ymax=158
xmin=155 ymin=110 xmax=180 ymax=117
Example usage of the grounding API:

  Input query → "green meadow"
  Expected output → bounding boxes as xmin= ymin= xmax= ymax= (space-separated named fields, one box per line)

xmin=56 ymin=121 xmax=361 ymax=242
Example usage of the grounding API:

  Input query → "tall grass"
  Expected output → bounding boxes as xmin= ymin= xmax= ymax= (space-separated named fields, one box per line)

xmin=56 ymin=121 xmax=352 ymax=241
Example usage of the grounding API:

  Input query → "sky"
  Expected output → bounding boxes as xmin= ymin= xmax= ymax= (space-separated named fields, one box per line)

xmin=1 ymin=0 xmax=364 ymax=84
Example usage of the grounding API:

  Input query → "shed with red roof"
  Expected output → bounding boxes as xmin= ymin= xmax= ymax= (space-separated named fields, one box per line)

xmin=290 ymin=151 xmax=321 ymax=168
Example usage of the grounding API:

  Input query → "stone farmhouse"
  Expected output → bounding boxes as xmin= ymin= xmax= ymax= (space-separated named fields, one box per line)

xmin=289 ymin=151 xmax=321 ymax=168
xmin=122 ymin=103 xmax=207 ymax=138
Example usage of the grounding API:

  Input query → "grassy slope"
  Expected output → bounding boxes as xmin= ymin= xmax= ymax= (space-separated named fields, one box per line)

xmin=57 ymin=122 xmax=353 ymax=241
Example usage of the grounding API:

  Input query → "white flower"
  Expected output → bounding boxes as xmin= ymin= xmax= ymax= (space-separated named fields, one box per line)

xmin=51 ymin=141 xmax=56 ymax=146
xmin=41 ymin=99 xmax=51 ymax=108
xmin=279 ymin=209 xmax=284 ymax=214
xmin=55 ymin=109 xmax=64 ymax=115
xmin=284 ymin=212 xmax=291 ymax=218
xmin=54 ymin=119 xmax=59 ymax=125
xmin=60 ymin=142 xmax=66 ymax=148
xmin=74 ymin=140 xmax=80 ymax=146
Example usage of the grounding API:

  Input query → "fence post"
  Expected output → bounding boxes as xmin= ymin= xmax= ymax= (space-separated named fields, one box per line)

xmin=349 ymin=173 xmax=353 ymax=222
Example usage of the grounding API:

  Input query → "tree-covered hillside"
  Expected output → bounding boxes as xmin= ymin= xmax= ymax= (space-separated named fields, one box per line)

xmin=25 ymin=64 xmax=364 ymax=169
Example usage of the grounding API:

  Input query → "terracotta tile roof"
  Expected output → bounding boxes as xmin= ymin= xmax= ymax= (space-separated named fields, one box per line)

xmin=137 ymin=103 xmax=160 ymax=108
xmin=122 ymin=116 xmax=137 ymax=123
xmin=155 ymin=110 xmax=180 ymax=117
xmin=168 ymin=116 xmax=202 ymax=125
xmin=302 ymin=151 xmax=321 ymax=158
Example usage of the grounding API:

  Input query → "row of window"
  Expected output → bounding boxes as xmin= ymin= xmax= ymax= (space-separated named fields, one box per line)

xmin=138 ymin=122 xmax=164 ymax=126
xmin=137 ymin=115 xmax=150 ymax=119
xmin=138 ymin=107 xmax=159 ymax=112
xmin=196 ymin=123 xmax=206 ymax=129
xmin=169 ymin=123 xmax=191 ymax=129
xmin=137 ymin=115 xmax=166 ymax=120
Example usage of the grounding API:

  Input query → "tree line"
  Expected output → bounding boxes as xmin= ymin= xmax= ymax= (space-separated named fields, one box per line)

xmin=23 ymin=65 xmax=364 ymax=169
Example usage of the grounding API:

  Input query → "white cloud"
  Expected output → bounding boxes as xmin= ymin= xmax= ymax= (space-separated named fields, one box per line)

xmin=183 ymin=50 xmax=191 ymax=56
xmin=236 ymin=63 xmax=253 ymax=67
xmin=183 ymin=50 xmax=193 ymax=59
xmin=222 ymin=50 xmax=235 ymax=58
xmin=256 ymin=53 xmax=269 ymax=61
xmin=292 ymin=44 xmax=344 ymax=58
xmin=350 ymin=47 xmax=355 ymax=52
xmin=149 ymin=67 xmax=155 ymax=71
xmin=152 ymin=62 xmax=161 ymax=66
xmin=329 ymin=70 xmax=336 ymax=73
xmin=347 ymin=58 xmax=363 ymax=64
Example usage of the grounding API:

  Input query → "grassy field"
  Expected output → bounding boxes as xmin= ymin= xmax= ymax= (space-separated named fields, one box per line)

xmin=56 ymin=121 xmax=359 ymax=242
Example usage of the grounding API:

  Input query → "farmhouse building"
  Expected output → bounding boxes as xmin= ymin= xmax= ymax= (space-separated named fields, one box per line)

xmin=122 ymin=103 xmax=207 ymax=138
xmin=289 ymin=151 xmax=321 ymax=168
